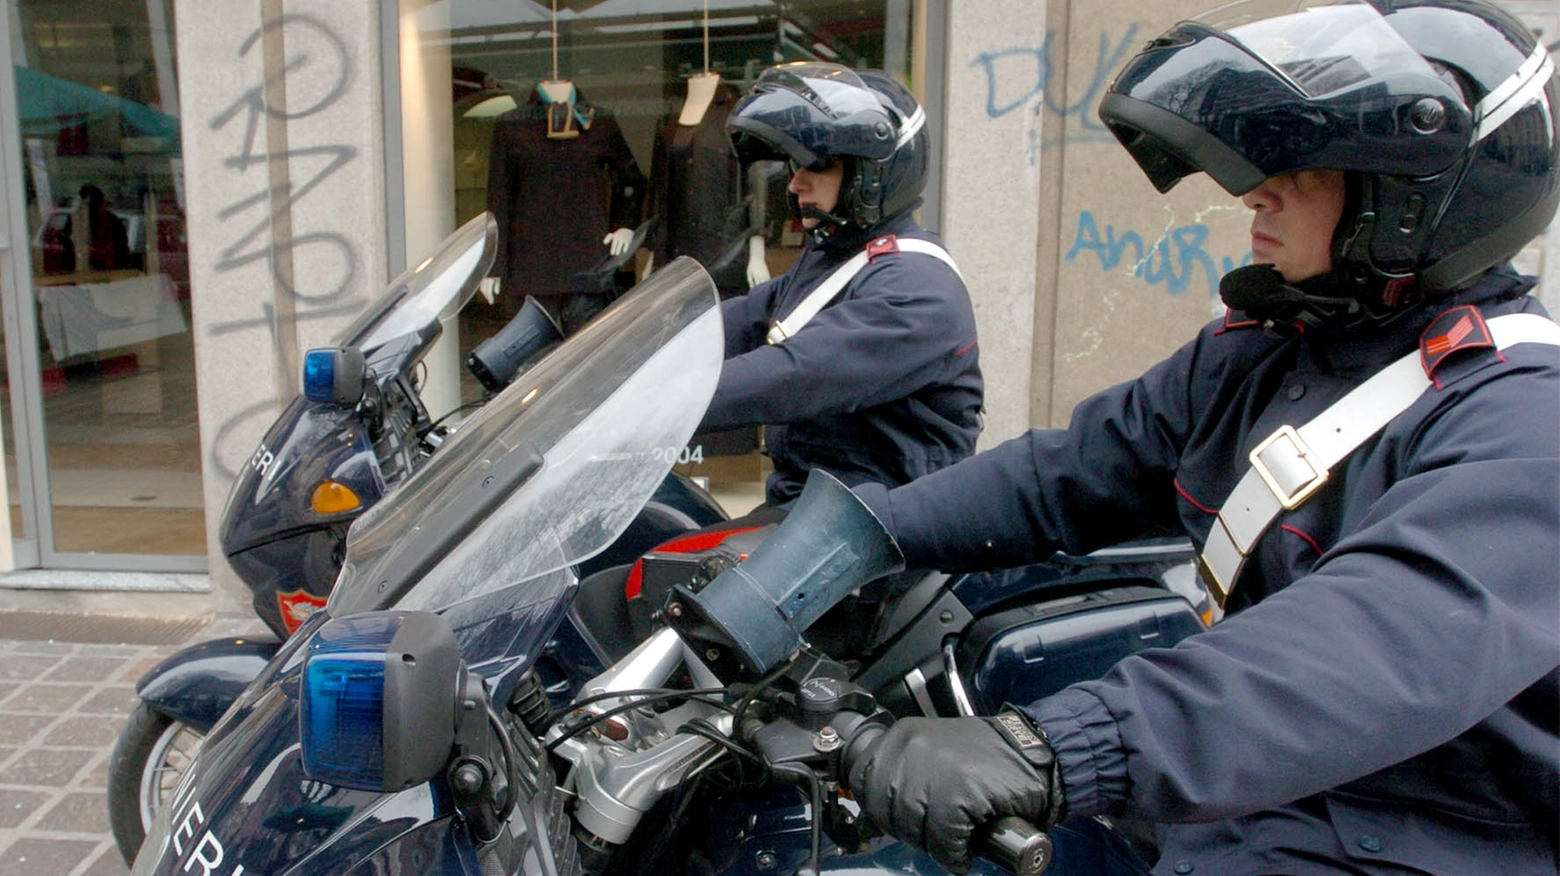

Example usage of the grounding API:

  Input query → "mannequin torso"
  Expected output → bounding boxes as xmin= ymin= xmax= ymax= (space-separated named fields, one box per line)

xmin=678 ymin=71 xmax=722 ymax=126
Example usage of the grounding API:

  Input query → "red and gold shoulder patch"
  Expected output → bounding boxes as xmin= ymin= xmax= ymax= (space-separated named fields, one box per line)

xmin=1419 ymin=304 xmax=1494 ymax=377
xmin=865 ymin=234 xmax=899 ymax=261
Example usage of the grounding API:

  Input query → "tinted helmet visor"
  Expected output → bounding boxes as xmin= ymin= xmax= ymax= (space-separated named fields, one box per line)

xmin=1100 ymin=0 xmax=1472 ymax=194
xmin=727 ymin=62 xmax=898 ymax=169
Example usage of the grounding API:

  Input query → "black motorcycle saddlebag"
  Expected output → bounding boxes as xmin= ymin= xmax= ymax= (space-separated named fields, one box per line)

xmin=957 ymin=585 xmax=1205 ymax=714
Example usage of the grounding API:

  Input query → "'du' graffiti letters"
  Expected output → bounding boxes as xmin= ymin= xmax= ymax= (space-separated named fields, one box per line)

xmin=969 ymin=24 xmax=1140 ymax=155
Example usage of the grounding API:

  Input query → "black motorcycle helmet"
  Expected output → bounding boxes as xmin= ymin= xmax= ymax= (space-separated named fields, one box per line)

xmin=727 ymin=62 xmax=930 ymax=238
xmin=1098 ymin=0 xmax=1558 ymax=328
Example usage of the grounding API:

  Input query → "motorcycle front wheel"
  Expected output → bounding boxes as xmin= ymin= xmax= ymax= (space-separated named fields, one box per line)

xmin=108 ymin=701 xmax=206 ymax=865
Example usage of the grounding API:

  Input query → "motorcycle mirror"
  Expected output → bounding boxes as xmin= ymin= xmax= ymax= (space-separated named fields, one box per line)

xmin=299 ymin=610 xmax=463 ymax=792
xmin=303 ymin=347 xmax=369 ymax=406
xmin=665 ymin=470 xmax=905 ymax=675
xmin=466 ymin=295 xmax=565 ymax=393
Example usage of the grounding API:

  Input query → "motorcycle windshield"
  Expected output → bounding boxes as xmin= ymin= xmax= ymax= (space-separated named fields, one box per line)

xmin=334 ymin=211 xmax=496 ymax=359
xmin=329 ymin=256 xmax=723 ymax=617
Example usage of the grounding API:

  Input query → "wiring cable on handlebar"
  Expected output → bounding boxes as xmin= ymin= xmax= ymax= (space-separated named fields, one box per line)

xmin=772 ymin=762 xmax=824 ymax=876
xmin=637 ymin=719 xmax=770 ymax=875
xmin=732 ymin=660 xmax=795 ymax=731
xmin=640 ymin=767 xmax=713 ymax=873
xmin=423 ymin=398 xmax=487 ymax=435
xmin=676 ymin=717 xmax=770 ymax=788
xmin=568 ymin=686 xmax=729 ymax=711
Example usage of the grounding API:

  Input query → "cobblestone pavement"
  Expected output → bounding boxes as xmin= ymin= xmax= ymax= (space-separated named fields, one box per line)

xmin=0 ymin=638 xmax=177 ymax=876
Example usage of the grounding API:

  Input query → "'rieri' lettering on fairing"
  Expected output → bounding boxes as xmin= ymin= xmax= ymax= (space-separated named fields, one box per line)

xmin=171 ymin=802 xmax=246 ymax=876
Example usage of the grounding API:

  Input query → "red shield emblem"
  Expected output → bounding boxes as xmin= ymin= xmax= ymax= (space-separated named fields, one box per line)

xmin=277 ymin=589 xmax=329 ymax=634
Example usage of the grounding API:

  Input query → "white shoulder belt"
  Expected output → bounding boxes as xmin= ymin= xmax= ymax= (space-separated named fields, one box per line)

xmin=1199 ymin=312 xmax=1560 ymax=607
xmin=766 ymin=238 xmax=962 ymax=345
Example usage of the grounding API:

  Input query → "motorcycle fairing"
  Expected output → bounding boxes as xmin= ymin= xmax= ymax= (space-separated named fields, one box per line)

xmin=130 ymin=586 xmax=574 ymax=875
xmin=219 ymin=398 xmax=384 ymax=640
xmin=217 ymin=213 xmax=497 ymax=635
xmin=219 ymin=399 xmax=383 ymax=558
xmin=133 ymin=255 xmax=723 ymax=875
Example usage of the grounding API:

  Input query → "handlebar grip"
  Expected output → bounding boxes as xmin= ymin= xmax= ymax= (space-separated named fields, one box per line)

xmin=973 ymin=816 xmax=1054 ymax=876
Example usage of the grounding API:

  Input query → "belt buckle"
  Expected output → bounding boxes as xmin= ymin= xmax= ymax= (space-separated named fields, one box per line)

xmin=1249 ymin=424 xmax=1328 ymax=511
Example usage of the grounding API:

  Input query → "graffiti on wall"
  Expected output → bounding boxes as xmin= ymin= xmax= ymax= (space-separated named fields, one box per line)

xmin=204 ymin=13 xmax=365 ymax=479
xmin=1067 ymin=206 xmax=1252 ymax=299
xmin=1060 ymin=204 xmax=1252 ymax=360
xmin=969 ymin=22 xmax=1252 ymax=301
xmin=968 ymin=23 xmax=1139 ymax=158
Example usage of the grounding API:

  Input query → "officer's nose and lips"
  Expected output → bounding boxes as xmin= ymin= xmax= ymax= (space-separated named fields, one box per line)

xmin=1240 ymin=169 xmax=1348 ymax=283
xmin=789 ymin=158 xmax=846 ymax=229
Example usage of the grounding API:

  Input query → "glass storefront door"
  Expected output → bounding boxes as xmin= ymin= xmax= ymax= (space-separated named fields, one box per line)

xmin=0 ymin=0 xmax=204 ymax=570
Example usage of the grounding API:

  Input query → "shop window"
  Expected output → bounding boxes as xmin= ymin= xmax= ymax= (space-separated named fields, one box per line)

xmin=409 ymin=0 xmax=918 ymax=514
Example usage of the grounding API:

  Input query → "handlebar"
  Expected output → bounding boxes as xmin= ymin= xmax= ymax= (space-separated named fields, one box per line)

xmin=977 ymin=817 xmax=1054 ymax=876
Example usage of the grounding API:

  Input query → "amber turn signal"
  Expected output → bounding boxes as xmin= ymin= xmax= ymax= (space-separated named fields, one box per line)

xmin=310 ymin=480 xmax=362 ymax=514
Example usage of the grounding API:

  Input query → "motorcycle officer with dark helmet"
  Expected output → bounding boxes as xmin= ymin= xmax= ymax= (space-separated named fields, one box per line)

xmin=845 ymin=1 xmax=1560 ymax=874
xmin=699 ymin=62 xmax=984 ymax=510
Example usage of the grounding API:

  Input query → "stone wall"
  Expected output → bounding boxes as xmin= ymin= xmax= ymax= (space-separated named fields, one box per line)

xmin=174 ymin=0 xmax=389 ymax=612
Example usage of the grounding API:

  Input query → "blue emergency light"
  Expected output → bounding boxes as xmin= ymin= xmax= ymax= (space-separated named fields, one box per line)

xmin=302 ymin=347 xmax=368 ymax=406
xmin=299 ymin=611 xmax=463 ymax=792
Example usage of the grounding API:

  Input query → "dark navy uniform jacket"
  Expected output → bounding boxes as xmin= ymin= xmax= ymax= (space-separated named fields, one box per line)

xmin=703 ymin=210 xmax=983 ymax=506
xmin=856 ymin=268 xmax=1559 ymax=875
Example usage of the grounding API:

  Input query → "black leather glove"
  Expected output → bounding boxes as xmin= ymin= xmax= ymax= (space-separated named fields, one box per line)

xmin=848 ymin=709 xmax=1065 ymax=874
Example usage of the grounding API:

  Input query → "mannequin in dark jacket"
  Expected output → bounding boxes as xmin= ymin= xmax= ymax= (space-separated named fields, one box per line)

xmin=484 ymin=81 xmax=644 ymax=318
xmin=704 ymin=63 xmax=983 ymax=508
xmin=845 ymin=3 xmax=1560 ymax=875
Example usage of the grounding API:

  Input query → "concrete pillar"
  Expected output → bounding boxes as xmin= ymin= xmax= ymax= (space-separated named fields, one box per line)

xmin=397 ymin=0 xmax=460 ymax=422
xmin=940 ymin=1 xmax=1049 ymax=447
xmin=175 ymin=0 xmax=389 ymax=614
xmin=943 ymin=0 xmax=1248 ymax=436
xmin=949 ymin=0 xmax=1558 ymax=430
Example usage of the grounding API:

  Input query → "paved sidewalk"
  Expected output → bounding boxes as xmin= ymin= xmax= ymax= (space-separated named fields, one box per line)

xmin=0 ymin=585 xmax=263 ymax=876
xmin=0 ymin=637 xmax=173 ymax=876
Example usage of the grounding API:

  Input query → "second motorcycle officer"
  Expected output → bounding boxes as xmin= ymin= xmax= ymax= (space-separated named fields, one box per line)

xmin=847 ymin=1 xmax=1560 ymax=874
xmin=701 ymin=62 xmax=983 ymax=508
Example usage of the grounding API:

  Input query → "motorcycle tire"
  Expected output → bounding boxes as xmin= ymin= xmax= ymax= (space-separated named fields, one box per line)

xmin=107 ymin=702 xmax=207 ymax=865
